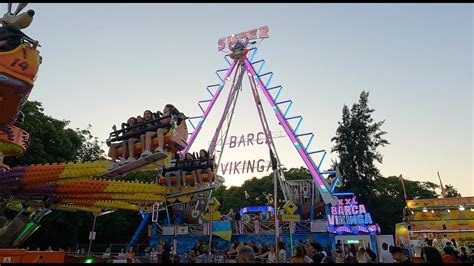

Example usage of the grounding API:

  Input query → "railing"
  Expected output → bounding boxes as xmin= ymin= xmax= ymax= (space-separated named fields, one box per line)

xmin=236 ymin=221 xmax=313 ymax=235
xmin=188 ymin=223 xmax=205 ymax=236
xmin=153 ymin=220 xmax=315 ymax=236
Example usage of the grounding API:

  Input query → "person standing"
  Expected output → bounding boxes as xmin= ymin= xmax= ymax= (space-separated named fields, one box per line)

xmin=257 ymin=244 xmax=277 ymax=263
xmin=459 ymin=247 xmax=468 ymax=262
xmin=237 ymin=246 xmax=255 ymax=263
xmin=442 ymin=246 xmax=461 ymax=263
xmin=356 ymin=247 xmax=370 ymax=263
xmin=149 ymin=248 xmax=157 ymax=263
xmin=277 ymin=241 xmax=287 ymax=263
xmin=311 ymin=243 xmax=326 ymax=263
xmin=421 ymin=246 xmax=443 ymax=263
xmin=389 ymin=246 xmax=411 ymax=264
xmin=380 ymin=243 xmax=394 ymax=263
xmin=289 ymin=246 xmax=305 ymax=263
xmin=366 ymin=247 xmax=377 ymax=262
xmin=441 ymin=234 xmax=450 ymax=247
xmin=451 ymin=238 xmax=458 ymax=248
xmin=344 ymin=246 xmax=358 ymax=263
xmin=334 ymin=249 xmax=345 ymax=263
xmin=162 ymin=240 xmax=171 ymax=263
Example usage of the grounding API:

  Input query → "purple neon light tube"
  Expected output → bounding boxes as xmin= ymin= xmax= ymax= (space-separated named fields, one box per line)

xmin=243 ymin=58 xmax=331 ymax=197
xmin=183 ymin=60 xmax=238 ymax=155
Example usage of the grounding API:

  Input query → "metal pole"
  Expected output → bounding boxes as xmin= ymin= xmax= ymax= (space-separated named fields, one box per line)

xmin=290 ymin=222 xmax=294 ymax=257
xmin=208 ymin=63 xmax=244 ymax=156
xmin=208 ymin=199 xmax=213 ymax=263
xmin=88 ymin=213 xmax=98 ymax=256
xmin=273 ymin=169 xmax=279 ymax=263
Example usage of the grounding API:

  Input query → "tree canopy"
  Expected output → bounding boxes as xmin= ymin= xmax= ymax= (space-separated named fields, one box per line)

xmin=331 ymin=91 xmax=389 ymax=203
xmin=5 ymin=101 xmax=105 ymax=166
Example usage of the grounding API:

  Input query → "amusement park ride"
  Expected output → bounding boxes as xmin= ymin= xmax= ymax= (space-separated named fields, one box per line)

xmin=0 ymin=3 xmax=380 ymax=254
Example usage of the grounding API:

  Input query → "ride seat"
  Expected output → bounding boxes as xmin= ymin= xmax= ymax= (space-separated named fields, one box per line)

xmin=159 ymin=172 xmax=214 ymax=185
xmin=115 ymin=120 xmax=188 ymax=157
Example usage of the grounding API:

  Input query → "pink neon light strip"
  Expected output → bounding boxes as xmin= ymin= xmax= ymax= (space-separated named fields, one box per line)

xmin=243 ymin=58 xmax=330 ymax=195
xmin=183 ymin=61 xmax=238 ymax=155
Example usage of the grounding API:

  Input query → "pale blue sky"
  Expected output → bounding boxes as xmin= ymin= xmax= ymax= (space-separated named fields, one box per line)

xmin=21 ymin=3 xmax=472 ymax=195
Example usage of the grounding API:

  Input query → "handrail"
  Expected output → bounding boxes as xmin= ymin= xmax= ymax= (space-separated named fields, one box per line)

xmin=106 ymin=114 xmax=187 ymax=145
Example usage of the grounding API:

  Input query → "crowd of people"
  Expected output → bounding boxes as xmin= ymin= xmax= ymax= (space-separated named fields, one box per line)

xmin=107 ymin=104 xmax=185 ymax=170
xmin=418 ymin=234 xmax=473 ymax=263
xmin=221 ymin=239 xmax=379 ymax=264
xmin=28 ymin=235 xmax=474 ymax=264
xmin=218 ymin=237 xmax=473 ymax=264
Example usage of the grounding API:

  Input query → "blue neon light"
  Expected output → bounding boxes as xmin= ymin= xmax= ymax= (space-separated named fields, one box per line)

xmin=294 ymin=117 xmax=303 ymax=135
xmin=207 ymin=87 xmax=214 ymax=97
xmin=274 ymin=87 xmax=282 ymax=102
xmin=215 ymin=71 xmax=225 ymax=82
xmin=308 ymin=149 xmax=324 ymax=155
xmin=305 ymin=134 xmax=314 ymax=151
xmin=284 ymin=102 xmax=293 ymax=117
xmin=330 ymin=177 xmax=339 ymax=193
xmin=257 ymin=61 xmax=266 ymax=75
xmin=265 ymin=73 xmax=273 ymax=88
xmin=240 ymin=206 xmax=274 ymax=215
xmin=224 ymin=55 xmax=232 ymax=66
xmin=332 ymin=192 xmax=355 ymax=196
xmin=249 ymin=48 xmax=258 ymax=63
xmin=318 ymin=151 xmax=327 ymax=170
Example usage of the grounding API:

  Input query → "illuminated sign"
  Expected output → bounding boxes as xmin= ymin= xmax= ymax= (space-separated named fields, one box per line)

xmin=282 ymin=214 xmax=300 ymax=222
xmin=218 ymin=131 xmax=275 ymax=175
xmin=220 ymin=159 xmax=272 ymax=175
xmin=283 ymin=200 xmax=298 ymax=215
xmin=327 ymin=196 xmax=373 ymax=226
xmin=229 ymin=132 xmax=266 ymax=148
xmin=406 ymin=197 xmax=474 ymax=208
xmin=345 ymin=240 xmax=360 ymax=244
xmin=217 ymin=26 xmax=269 ymax=51
xmin=240 ymin=206 xmax=274 ymax=215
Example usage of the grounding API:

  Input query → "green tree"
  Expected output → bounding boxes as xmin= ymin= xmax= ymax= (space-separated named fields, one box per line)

xmin=4 ymin=101 xmax=105 ymax=166
xmin=331 ymin=91 xmax=389 ymax=203
xmin=368 ymin=176 xmax=438 ymax=235
xmin=444 ymin=184 xmax=461 ymax=198
xmin=74 ymin=124 xmax=106 ymax=162
xmin=213 ymin=167 xmax=312 ymax=214
xmin=1 ymin=101 xmax=110 ymax=249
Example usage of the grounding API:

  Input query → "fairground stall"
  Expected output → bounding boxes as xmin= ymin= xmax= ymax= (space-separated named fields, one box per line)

xmin=396 ymin=197 xmax=474 ymax=260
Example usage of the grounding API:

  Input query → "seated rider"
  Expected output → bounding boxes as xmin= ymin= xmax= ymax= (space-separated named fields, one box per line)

xmin=182 ymin=153 xmax=198 ymax=188
xmin=196 ymin=149 xmax=213 ymax=185
xmin=136 ymin=115 xmax=144 ymax=127
xmin=142 ymin=104 xmax=184 ymax=157
xmin=162 ymin=152 xmax=182 ymax=191
xmin=124 ymin=116 xmax=141 ymax=164
xmin=139 ymin=110 xmax=158 ymax=157
xmin=108 ymin=116 xmax=137 ymax=168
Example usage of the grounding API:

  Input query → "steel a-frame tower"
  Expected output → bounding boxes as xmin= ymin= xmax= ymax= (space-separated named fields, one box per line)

xmin=183 ymin=40 xmax=338 ymax=206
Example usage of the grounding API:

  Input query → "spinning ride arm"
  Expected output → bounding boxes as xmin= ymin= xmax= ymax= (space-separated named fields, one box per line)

xmin=0 ymin=2 xmax=41 ymax=172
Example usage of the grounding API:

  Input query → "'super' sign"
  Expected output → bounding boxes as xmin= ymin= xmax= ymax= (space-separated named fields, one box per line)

xmin=218 ymin=26 xmax=269 ymax=51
